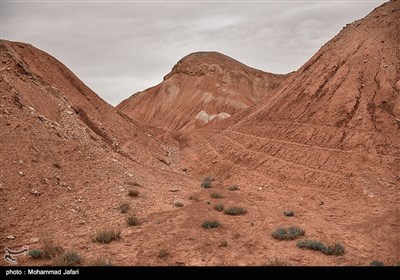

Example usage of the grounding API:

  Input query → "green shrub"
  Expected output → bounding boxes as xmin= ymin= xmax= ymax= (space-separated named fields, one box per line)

xmin=53 ymin=251 xmax=81 ymax=266
xmin=202 ymin=181 xmax=212 ymax=188
xmin=128 ymin=189 xmax=139 ymax=197
xmin=369 ymin=260 xmax=384 ymax=266
xmin=214 ymin=203 xmax=224 ymax=212
xmin=297 ymin=240 xmax=345 ymax=256
xmin=224 ymin=207 xmax=247 ymax=216
xmin=210 ymin=192 xmax=223 ymax=199
xmin=158 ymin=249 xmax=169 ymax=259
xmin=127 ymin=216 xmax=139 ymax=226
xmin=188 ymin=195 xmax=199 ymax=201
xmin=228 ymin=185 xmax=240 ymax=191
xmin=119 ymin=203 xmax=130 ymax=213
xmin=174 ymin=201 xmax=184 ymax=207
xmin=202 ymin=220 xmax=221 ymax=229
xmin=42 ymin=240 xmax=63 ymax=259
xmin=28 ymin=249 xmax=44 ymax=259
xmin=271 ymin=227 xmax=305 ymax=240
xmin=284 ymin=211 xmax=295 ymax=217
xmin=93 ymin=229 xmax=121 ymax=244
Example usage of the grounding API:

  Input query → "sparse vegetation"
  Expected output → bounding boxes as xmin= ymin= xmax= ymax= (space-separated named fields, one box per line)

xmin=210 ymin=192 xmax=223 ymax=199
xmin=271 ymin=227 xmax=305 ymax=240
xmin=202 ymin=220 xmax=221 ymax=229
xmin=128 ymin=189 xmax=139 ymax=197
xmin=53 ymin=251 xmax=81 ymax=266
xmin=201 ymin=176 xmax=214 ymax=188
xmin=28 ymin=249 xmax=44 ymax=259
xmin=42 ymin=239 xmax=63 ymax=259
xmin=127 ymin=216 xmax=139 ymax=226
xmin=214 ymin=203 xmax=224 ymax=212
xmin=297 ymin=240 xmax=345 ymax=256
xmin=119 ymin=203 xmax=130 ymax=213
xmin=174 ymin=201 xmax=184 ymax=207
xmin=224 ymin=207 xmax=247 ymax=216
xmin=266 ymin=257 xmax=288 ymax=266
xmin=228 ymin=185 xmax=240 ymax=191
xmin=93 ymin=229 xmax=121 ymax=244
xmin=201 ymin=180 xmax=212 ymax=188
xmin=284 ymin=211 xmax=295 ymax=217
xmin=158 ymin=249 xmax=169 ymax=259
xmin=188 ymin=194 xmax=199 ymax=201
xmin=370 ymin=260 xmax=384 ymax=266
xmin=92 ymin=257 xmax=113 ymax=266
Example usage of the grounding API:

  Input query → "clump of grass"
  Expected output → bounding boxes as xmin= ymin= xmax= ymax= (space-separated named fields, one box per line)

xmin=266 ymin=257 xmax=288 ymax=266
xmin=92 ymin=257 xmax=113 ymax=266
xmin=297 ymin=240 xmax=345 ymax=256
xmin=228 ymin=185 xmax=240 ymax=191
xmin=224 ymin=207 xmax=247 ymax=216
xmin=28 ymin=249 xmax=44 ymax=259
xmin=188 ymin=195 xmax=199 ymax=201
xmin=369 ymin=260 xmax=384 ymax=266
xmin=53 ymin=251 xmax=81 ymax=266
xmin=214 ymin=203 xmax=224 ymax=212
xmin=202 ymin=220 xmax=221 ymax=229
xmin=210 ymin=192 xmax=223 ymax=199
xmin=158 ymin=249 xmax=169 ymax=259
xmin=201 ymin=181 xmax=212 ymax=188
xmin=271 ymin=227 xmax=305 ymax=240
xmin=127 ymin=216 xmax=139 ymax=226
xmin=42 ymin=239 xmax=64 ymax=259
xmin=119 ymin=203 xmax=130 ymax=213
xmin=128 ymin=189 xmax=139 ymax=197
xmin=201 ymin=176 xmax=215 ymax=188
xmin=284 ymin=211 xmax=295 ymax=217
xmin=93 ymin=229 xmax=121 ymax=244
xmin=174 ymin=201 xmax=184 ymax=207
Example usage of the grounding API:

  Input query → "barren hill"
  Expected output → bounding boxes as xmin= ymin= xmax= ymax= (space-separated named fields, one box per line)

xmin=0 ymin=40 xmax=200 ymax=266
xmin=178 ymin=0 xmax=400 ymax=264
xmin=1 ymin=0 xmax=399 ymax=267
xmin=117 ymin=52 xmax=289 ymax=131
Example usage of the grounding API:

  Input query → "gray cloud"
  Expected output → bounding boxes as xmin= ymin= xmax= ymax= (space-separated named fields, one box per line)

xmin=1 ymin=0 xmax=386 ymax=105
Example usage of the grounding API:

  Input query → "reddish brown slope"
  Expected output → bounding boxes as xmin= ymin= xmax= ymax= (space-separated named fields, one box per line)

xmin=118 ymin=52 xmax=289 ymax=131
xmin=0 ymin=40 xmax=201 ymax=266
xmin=178 ymin=0 xmax=400 ymax=265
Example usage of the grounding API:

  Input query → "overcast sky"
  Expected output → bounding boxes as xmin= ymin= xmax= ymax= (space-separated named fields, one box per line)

xmin=1 ymin=0 xmax=386 ymax=106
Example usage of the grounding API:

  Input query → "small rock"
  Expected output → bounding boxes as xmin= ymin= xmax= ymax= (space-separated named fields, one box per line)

xmin=19 ymin=160 xmax=23 ymax=165
xmin=169 ymin=189 xmax=179 ymax=192
xmin=6 ymin=235 xmax=15 ymax=240
xmin=127 ymin=173 xmax=134 ymax=177
xmin=18 ymin=171 xmax=23 ymax=176
xmin=212 ymin=160 xmax=217 ymax=164
xmin=65 ymin=110 xmax=74 ymax=115
xmin=29 ymin=237 xmax=40 ymax=244
xmin=383 ymin=65 xmax=388 ymax=68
